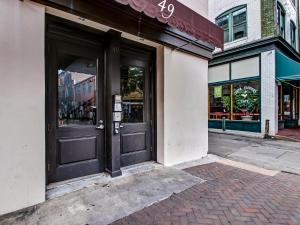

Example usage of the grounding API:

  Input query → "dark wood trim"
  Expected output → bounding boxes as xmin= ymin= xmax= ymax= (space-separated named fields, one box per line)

xmin=31 ymin=0 xmax=214 ymax=59
xmin=210 ymin=36 xmax=300 ymax=66
xmin=105 ymin=30 xmax=122 ymax=177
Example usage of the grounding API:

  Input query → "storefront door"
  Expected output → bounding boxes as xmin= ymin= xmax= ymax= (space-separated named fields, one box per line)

xmin=46 ymin=32 xmax=105 ymax=183
xmin=120 ymin=49 xmax=153 ymax=167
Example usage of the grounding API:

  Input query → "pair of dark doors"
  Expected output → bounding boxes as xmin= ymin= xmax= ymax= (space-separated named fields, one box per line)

xmin=46 ymin=18 xmax=153 ymax=183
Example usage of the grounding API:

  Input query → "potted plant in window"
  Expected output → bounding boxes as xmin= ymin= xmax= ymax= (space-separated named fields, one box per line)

xmin=221 ymin=96 xmax=231 ymax=113
xmin=234 ymin=86 xmax=259 ymax=121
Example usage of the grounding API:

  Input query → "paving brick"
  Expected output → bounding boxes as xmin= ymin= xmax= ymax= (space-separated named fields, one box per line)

xmin=111 ymin=163 xmax=300 ymax=225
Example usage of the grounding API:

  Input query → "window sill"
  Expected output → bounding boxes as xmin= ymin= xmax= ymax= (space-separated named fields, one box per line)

xmin=224 ymin=37 xmax=248 ymax=46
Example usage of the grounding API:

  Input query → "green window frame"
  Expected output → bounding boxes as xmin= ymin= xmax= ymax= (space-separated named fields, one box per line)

xmin=216 ymin=5 xmax=247 ymax=43
xmin=290 ymin=21 xmax=296 ymax=48
xmin=277 ymin=3 xmax=285 ymax=38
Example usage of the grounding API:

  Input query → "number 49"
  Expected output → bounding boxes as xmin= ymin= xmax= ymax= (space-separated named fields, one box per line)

xmin=158 ymin=0 xmax=175 ymax=19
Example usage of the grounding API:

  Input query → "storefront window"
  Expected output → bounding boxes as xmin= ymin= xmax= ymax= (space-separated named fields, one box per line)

xmin=279 ymin=83 xmax=300 ymax=121
xmin=209 ymin=84 xmax=231 ymax=119
xmin=209 ymin=80 xmax=260 ymax=121
xmin=233 ymin=81 xmax=260 ymax=121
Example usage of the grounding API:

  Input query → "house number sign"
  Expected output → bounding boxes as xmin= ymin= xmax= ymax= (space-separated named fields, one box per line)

xmin=158 ymin=0 xmax=175 ymax=19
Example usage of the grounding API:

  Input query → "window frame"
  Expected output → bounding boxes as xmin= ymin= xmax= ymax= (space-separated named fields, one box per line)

xmin=216 ymin=5 xmax=248 ymax=43
xmin=277 ymin=2 xmax=286 ymax=38
xmin=290 ymin=20 xmax=296 ymax=48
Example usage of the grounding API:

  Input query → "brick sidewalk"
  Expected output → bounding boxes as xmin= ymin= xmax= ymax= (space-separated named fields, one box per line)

xmin=278 ymin=127 xmax=300 ymax=141
xmin=111 ymin=163 xmax=300 ymax=225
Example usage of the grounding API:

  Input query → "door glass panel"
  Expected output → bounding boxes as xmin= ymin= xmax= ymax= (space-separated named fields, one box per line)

xmin=58 ymin=56 xmax=97 ymax=127
xmin=121 ymin=65 xmax=145 ymax=123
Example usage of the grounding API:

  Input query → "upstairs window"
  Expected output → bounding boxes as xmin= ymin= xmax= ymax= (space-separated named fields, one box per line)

xmin=277 ymin=3 xmax=285 ymax=38
xmin=216 ymin=6 xmax=247 ymax=43
xmin=290 ymin=21 xmax=296 ymax=48
xmin=291 ymin=0 xmax=295 ymax=6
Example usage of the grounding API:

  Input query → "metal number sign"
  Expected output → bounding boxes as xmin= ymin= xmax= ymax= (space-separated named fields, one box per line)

xmin=158 ymin=0 xmax=175 ymax=19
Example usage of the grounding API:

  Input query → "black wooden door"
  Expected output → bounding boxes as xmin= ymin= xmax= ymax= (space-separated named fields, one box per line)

xmin=120 ymin=51 xmax=153 ymax=167
xmin=46 ymin=39 xmax=105 ymax=183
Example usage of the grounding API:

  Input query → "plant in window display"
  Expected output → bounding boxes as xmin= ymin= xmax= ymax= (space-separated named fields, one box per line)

xmin=234 ymin=86 xmax=259 ymax=120
xmin=221 ymin=96 xmax=231 ymax=112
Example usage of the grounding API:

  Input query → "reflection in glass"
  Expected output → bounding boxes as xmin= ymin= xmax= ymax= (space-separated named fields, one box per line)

xmin=58 ymin=57 xmax=97 ymax=127
xmin=121 ymin=66 xmax=144 ymax=123
xmin=209 ymin=84 xmax=231 ymax=120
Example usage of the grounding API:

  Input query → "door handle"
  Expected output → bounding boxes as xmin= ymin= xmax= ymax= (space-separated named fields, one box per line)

xmin=96 ymin=120 xmax=105 ymax=130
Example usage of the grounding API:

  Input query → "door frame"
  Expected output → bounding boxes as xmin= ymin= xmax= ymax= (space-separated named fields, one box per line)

xmin=45 ymin=14 xmax=157 ymax=184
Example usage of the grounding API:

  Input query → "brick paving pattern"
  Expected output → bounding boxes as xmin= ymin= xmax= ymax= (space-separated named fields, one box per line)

xmin=278 ymin=127 xmax=300 ymax=141
xmin=111 ymin=163 xmax=300 ymax=225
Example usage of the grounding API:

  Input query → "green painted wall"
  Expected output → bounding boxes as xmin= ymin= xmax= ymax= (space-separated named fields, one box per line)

xmin=261 ymin=0 xmax=276 ymax=38
xmin=209 ymin=120 xmax=261 ymax=133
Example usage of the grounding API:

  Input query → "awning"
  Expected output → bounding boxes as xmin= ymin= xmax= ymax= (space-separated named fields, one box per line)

xmin=114 ymin=0 xmax=224 ymax=49
xmin=276 ymin=51 xmax=300 ymax=81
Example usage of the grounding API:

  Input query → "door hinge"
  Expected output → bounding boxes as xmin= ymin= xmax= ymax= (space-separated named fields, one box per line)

xmin=47 ymin=163 xmax=51 ymax=172
xmin=150 ymin=147 xmax=153 ymax=152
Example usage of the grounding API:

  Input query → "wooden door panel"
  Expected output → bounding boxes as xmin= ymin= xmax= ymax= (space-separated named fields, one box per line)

xmin=121 ymin=132 xmax=146 ymax=154
xmin=120 ymin=149 xmax=151 ymax=167
xmin=55 ymin=159 xmax=101 ymax=182
xmin=58 ymin=136 xmax=97 ymax=164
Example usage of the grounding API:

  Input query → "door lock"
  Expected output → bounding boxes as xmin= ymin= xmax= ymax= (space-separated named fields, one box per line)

xmin=96 ymin=120 xmax=105 ymax=130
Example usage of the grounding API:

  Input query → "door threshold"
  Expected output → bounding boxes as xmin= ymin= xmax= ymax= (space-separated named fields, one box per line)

xmin=46 ymin=161 xmax=159 ymax=200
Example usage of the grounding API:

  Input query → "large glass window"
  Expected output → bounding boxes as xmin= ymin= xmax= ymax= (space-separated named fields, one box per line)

xmin=216 ymin=6 xmax=247 ymax=43
xmin=209 ymin=85 xmax=231 ymax=119
xmin=277 ymin=3 xmax=285 ymax=38
xmin=232 ymin=81 xmax=260 ymax=121
xmin=57 ymin=56 xmax=97 ymax=127
xmin=290 ymin=21 xmax=296 ymax=48
xmin=209 ymin=80 xmax=260 ymax=121
xmin=278 ymin=84 xmax=299 ymax=120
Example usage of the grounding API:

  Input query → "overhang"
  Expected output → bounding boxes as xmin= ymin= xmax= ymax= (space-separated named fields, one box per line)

xmin=30 ymin=0 xmax=223 ymax=58
xmin=276 ymin=50 xmax=300 ymax=81
xmin=114 ymin=0 xmax=223 ymax=49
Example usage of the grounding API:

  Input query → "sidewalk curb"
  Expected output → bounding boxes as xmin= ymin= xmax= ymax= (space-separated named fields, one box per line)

xmin=274 ymin=135 xmax=300 ymax=143
xmin=209 ymin=129 xmax=264 ymax=139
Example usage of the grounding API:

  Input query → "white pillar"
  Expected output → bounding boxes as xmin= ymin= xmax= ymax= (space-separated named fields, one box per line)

xmin=0 ymin=0 xmax=45 ymax=215
xmin=261 ymin=50 xmax=278 ymax=135
xmin=159 ymin=47 xmax=209 ymax=166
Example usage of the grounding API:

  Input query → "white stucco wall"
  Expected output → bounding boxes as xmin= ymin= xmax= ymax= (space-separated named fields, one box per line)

xmin=0 ymin=0 xmax=45 ymax=215
xmin=208 ymin=0 xmax=261 ymax=50
xmin=261 ymin=50 xmax=278 ymax=136
xmin=157 ymin=47 xmax=209 ymax=166
xmin=178 ymin=0 xmax=208 ymax=18
xmin=278 ymin=0 xmax=299 ymax=49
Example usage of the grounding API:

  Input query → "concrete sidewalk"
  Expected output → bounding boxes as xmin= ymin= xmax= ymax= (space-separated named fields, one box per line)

xmin=209 ymin=132 xmax=300 ymax=175
xmin=0 ymin=163 xmax=203 ymax=225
